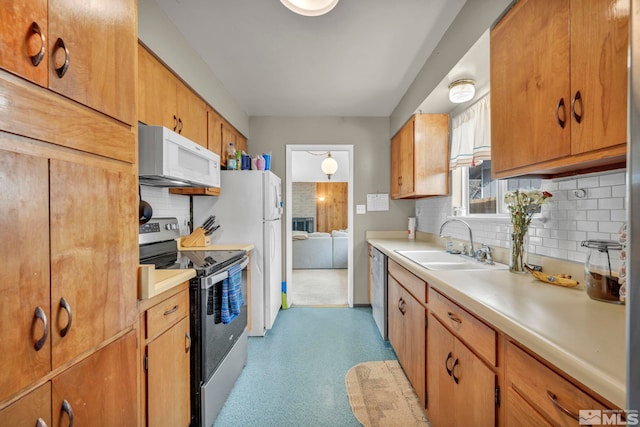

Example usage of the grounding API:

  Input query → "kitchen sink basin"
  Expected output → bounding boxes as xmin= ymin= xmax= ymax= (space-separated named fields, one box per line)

xmin=395 ymin=250 xmax=508 ymax=271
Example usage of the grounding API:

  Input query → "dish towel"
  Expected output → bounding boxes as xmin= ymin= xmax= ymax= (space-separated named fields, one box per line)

xmin=221 ymin=262 xmax=244 ymax=324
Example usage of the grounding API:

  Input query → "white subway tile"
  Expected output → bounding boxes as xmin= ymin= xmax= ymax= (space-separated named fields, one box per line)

xmin=576 ymin=199 xmax=599 ymax=210
xmin=587 ymin=187 xmax=612 ymax=199
xmin=577 ymin=176 xmax=600 ymax=188
xmin=567 ymin=230 xmax=587 ymax=241
xmin=558 ymin=180 xmax=577 ymax=190
xmin=587 ymin=231 xmax=611 ymax=240
xmin=611 ymin=210 xmax=627 ymax=222
xmin=599 ymin=171 xmax=626 ymax=186
xmin=587 ymin=210 xmax=610 ymax=221
xmin=598 ymin=198 xmax=624 ymax=210
xmin=599 ymin=221 xmax=625 ymax=233
xmin=611 ymin=185 xmax=626 ymax=198
xmin=577 ymin=221 xmax=598 ymax=232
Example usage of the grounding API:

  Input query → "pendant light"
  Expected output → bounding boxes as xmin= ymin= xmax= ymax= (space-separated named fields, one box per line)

xmin=280 ymin=0 xmax=339 ymax=16
xmin=448 ymin=79 xmax=476 ymax=103
xmin=321 ymin=152 xmax=338 ymax=180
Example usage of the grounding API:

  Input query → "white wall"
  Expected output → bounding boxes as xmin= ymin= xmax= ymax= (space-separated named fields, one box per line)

xmin=249 ymin=116 xmax=415 ymax=304
xmin=416 ymin=169 xmax=627 ymax=266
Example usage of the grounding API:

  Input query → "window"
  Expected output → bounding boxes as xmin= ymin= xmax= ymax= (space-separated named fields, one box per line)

xmin=452 ymin=162 xmax=542 ymax=216
xmin=449 ymin=94 xmax=542 ymax=217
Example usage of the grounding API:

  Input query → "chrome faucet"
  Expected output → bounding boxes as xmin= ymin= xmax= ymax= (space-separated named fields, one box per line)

xmin=439 ymin=218 xmax=475 ymax=257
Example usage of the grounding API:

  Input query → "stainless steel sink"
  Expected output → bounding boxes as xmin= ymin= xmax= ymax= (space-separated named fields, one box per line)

xmin=395 ymin=250 xmax=508 ymax=271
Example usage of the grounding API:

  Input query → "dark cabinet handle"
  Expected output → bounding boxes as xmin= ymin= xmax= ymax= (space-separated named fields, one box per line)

xmin=185 ymin=332 xmax=191 ymax=353
xmin=163 ymin=305 xmax=179 ymax=316
xmin=61 ymin=399 xmax=74 ymax=427
xmin=447 ymin=311 xmax=462 ymax=324
xmin=29 ymin=22 xmax=46 ymax=67
xmin=398 ymin=176 xmax=402 ymax=187
xmin=178 ymin=118 xmax=183 ymax=133
xmin=36 ymin=417 xmax=48 ymax=427
xmin=53 ymin=38 xmax=69 ymax=78
xmin=397 ymin=298 xmax=406 ymax=315
xmin=571 ymin=90 xmax=583 ymax=124
xmin=451 ymin=358 xmax=460 ymax=384
xmin=33 ymin=306 xmax=49 ymax=351
xmin=555 ymin=98 xmax=567 ymax=129
xmin=173 ymin=115 xmax=178 ymax=131
xmin=59 ymin=297 xmax=72 ymax=338
xmin=445 ymin=351 xmax=453 ymax=376
xmin=546 ymin=391 xmax=580 ymax=422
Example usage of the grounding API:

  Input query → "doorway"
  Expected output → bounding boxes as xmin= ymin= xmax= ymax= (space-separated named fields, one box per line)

xmin=285 ymin=145 xmax=354 ymax=307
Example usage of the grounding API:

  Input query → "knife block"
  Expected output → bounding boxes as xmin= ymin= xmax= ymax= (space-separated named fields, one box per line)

xmin=180 ymin=227 xmax=212 ymax=247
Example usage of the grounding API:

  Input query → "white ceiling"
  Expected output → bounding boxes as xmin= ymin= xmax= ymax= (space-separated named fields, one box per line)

xmin=153 ymin=0 xmax=474 ymax=117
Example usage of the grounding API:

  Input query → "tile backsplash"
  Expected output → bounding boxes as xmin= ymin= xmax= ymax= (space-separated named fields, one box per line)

xmin=140 ymin=186 xmax=191 ymax=235
xmin=416 ymin=169 xmax=627 ymax=265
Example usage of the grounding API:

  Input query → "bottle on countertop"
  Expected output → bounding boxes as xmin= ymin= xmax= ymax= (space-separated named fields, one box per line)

xmin=227 ymin=142 xmax=237 ymax=170
xmin=236 ymin=149 xmax=242 ymax=170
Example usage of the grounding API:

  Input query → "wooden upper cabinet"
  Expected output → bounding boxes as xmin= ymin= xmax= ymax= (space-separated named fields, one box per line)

xmin=390 ymin=114 xmax=449 ymax=199
xmin=491 ymin=0 xmax=628 ymax=179
xmin=47 ymin=0 xmax=136 ymax=126
xmin=207 ymin=108 xmax=223 ymax=157
xmin=0 ymin=382 xmax=51 ymax=427
xmin=0 ymin=149 xmax=50 ymax=402
xmin=221 ymin=120 xmax=248 ymax=163
xmin=176 ymin=81 xmax=207 ymax=146
xmin=138 ymin=46 xmax=178 ymax=130
xmin=0 ymin=0 xmax=48 ymax=87
xmin=49 ymin=159 xmax=138 ymax=368
xmin=137 ymin=44 xmax=207 ymax=147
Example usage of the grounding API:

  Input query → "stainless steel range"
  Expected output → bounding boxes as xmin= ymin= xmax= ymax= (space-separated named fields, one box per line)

xmin=139 ymin=218 xmax=248 ymax=427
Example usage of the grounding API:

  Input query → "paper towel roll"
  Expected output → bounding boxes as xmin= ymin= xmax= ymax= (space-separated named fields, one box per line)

xmin=408 ymin=217 xmax=416 ymax=240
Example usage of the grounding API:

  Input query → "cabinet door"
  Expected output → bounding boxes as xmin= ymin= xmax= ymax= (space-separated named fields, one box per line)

xmin=397 ymin=120 xmax=415 ymax=196
xmin=138 ymin=45 xmax=178 ymax=130
xmin=147 ymin=317 xmax=191 ymax=427
xmin=48 ymin=0 xmax=136 ymax=125
xmin=426 ymin=315 xmax=455 ymax=426
xmin=208 ymin=108 xmax=223 ymax=158
xmin=387 ymin=276 xmax=405 ymax=364
xmin=235 ymin=131 xmax=248 ymax=155
xmin=52 ymin=331 xmax=137 ymax=427
xmin=0 ymin=382 xmax=51 ymax=427
xmin=0 ymin=149 xmax=50 ymax=401
xmin=570 ymin=0 xmax=628 ymax=154
xmin=176 ymin=82 xmax=207 ymax=147
xmin=0 ymin=0 xmax=48 ymax=86
xmin=405 ymin=292 xmax=426 ymax=406
xmin=453 ymin=338 xmax=496 ymax=427
xmin=222 ymin=120 xmax=239 ymax=163
xmin=505 ymin=387 xmax=552 ymax=427
xmin=390 ymin=131 xmax=402 ymax=197
xmin=50 ymin=159 xmax=137 ymax=368
xmin=413 ymin=114 xmax=449 ymax=197
xmin=490 ymin=0 xmax=571 ymax=173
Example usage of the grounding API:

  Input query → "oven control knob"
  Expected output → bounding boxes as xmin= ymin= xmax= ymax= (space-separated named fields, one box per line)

xmin=171 ymin=224 xmax=178 ymax=230
xmin=165 ymin=224 xmax=171 ymax=230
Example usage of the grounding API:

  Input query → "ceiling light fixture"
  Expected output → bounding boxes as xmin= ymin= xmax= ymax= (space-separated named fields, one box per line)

xmin=448 ymin=79 xmax=476 ymax=104
xmin=321 ymin=152 xmax=338 ymax=180
xmin=280 ymin=0 xmax=339 ymax=16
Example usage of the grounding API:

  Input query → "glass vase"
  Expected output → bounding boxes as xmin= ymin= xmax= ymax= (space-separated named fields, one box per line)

xmin=509 ymin=229 xmax=529 ymax=273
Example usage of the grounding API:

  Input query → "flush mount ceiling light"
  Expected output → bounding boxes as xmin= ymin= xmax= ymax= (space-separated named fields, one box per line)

xmin=448 ymin=79 xmax=476 ymax=104
xmin=280 ymin=0 xmax=339 ymax=16
xmin=321 ymin=152 xmax=338 ymax=180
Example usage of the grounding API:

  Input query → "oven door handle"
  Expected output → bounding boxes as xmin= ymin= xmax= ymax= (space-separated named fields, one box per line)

xmin=201 ymin=256 xmax=249 ymax=289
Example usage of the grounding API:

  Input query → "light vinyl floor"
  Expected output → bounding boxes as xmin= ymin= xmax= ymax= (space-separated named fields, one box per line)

xmin=289 ymin=269 xmax=348 ymax=307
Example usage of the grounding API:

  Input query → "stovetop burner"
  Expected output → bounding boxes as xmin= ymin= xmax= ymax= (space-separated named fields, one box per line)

xmin=139 ymin=217 xmax=245 ymax=276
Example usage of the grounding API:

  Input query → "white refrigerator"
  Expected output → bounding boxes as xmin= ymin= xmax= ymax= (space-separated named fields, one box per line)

xmin=193 ymin=170 xmax=282 ymax=337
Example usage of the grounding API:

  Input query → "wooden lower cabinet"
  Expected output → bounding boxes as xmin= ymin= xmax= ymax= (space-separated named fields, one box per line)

xmin=140 ymin=285 xmax=191 ymax=427
xmin=427 ymin=314 xmax=496 ymax=427
xmin=0 ymin=383 xmax=51 ymax=427
xmin=387 ymin=273 xmax=426 ymax=406
xmin=505 ymin=341 xmax=613 ymax=426
xmin=0 ymin=332 xmax=137 ymax=427
xmin=52 ymin=332 xmax=137 ymax=426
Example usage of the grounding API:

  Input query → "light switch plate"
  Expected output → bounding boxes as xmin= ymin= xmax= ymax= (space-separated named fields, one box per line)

xmin=356 ymin=204 xmax=366 ymax=214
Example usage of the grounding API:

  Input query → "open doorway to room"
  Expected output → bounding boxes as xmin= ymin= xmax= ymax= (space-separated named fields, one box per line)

xmin=285 ymin=145 xmax=354 ymax=307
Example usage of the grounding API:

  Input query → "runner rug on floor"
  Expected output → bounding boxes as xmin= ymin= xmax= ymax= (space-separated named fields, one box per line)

xmin=345 ymin=360 xmax=431 ymax=427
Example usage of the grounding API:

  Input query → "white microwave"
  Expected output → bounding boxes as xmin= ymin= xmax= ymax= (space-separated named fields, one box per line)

xmin=138 ymin=125 xmax=220 ymax=188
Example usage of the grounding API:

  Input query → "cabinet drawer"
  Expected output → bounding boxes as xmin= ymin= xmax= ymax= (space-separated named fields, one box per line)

xmin=388 ymin=259 xmax=426 ymax=303
xmin=506 ymin=341 xmax=611 ymax=425
xmin=146 ymin=289 xmax=189 ymax=341
xmin=428 ymin=287 xmax=496 ymax=365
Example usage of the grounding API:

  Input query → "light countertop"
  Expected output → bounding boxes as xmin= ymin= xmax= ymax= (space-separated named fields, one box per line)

xmin=367 ymin=237 xmax=626 ymax=408
xmin=176 ymin=238 xmax=255 ymax=252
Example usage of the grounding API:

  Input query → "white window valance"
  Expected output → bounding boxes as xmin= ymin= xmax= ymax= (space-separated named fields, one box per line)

xmin=449 ymin=94 xmax=491 ymax=170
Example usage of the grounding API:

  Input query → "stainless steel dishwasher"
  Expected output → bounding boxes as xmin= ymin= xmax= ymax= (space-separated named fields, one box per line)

xmin=371 ymin=247 xmax=388 ymax=340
